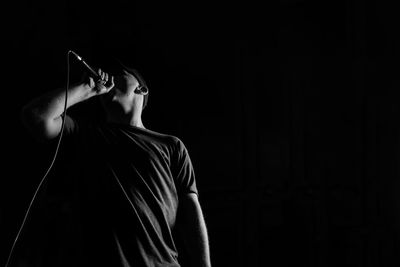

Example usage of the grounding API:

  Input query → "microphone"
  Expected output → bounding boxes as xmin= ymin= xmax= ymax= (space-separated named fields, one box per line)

xmin=69 ymin=50 xmax=101 ymax=80
xmin=69 ymin=50 xmax=149 ymax=95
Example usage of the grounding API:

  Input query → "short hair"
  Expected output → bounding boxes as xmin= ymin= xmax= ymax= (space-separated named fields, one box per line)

xmin=95 ymin=55 xmax=149 ymax=110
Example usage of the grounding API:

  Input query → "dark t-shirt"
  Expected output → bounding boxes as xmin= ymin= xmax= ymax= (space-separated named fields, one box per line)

xmin=11 ymin=116 xmax=197 ymax=267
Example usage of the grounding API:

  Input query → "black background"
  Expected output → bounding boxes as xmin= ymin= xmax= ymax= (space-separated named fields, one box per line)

xmin=2 ymin=0 xmax=400 ymax=266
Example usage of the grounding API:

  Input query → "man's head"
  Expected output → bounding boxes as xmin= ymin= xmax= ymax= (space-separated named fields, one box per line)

xmin=97 ymin=56 xmax=149 ymax=109
xmin=96 ymin=55 xmax=150 ymax=125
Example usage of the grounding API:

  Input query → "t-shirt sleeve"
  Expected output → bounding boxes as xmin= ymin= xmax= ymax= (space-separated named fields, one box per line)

xmin=48 ymin=114 xmax=83 ymax=150
xmin=173 ymin=138 xmax=198 ymax=196
xmin=46 ymin=115 xmax=79 ymax=149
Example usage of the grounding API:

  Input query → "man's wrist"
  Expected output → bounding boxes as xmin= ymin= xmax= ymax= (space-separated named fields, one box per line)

xmin=68 ymin=83 xmax=93 ymax=102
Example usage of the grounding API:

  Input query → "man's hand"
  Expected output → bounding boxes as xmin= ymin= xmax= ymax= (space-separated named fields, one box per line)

xmin=87 ymin=69 xmax=115 ymax=96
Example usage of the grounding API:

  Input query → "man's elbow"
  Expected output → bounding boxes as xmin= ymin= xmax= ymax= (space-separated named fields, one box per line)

xmin=20 ymin=108 xmax=60 ymax=142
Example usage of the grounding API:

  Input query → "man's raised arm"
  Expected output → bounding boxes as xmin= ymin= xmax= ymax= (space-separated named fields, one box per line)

xmin=20 ymin=71 xmax=114 ymax=141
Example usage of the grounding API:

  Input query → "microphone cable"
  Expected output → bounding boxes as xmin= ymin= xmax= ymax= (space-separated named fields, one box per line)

xmin=4 ymin=50 xmax=72 ymax=267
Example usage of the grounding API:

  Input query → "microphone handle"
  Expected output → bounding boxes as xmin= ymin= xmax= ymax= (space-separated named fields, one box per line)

xmin=70 ymin=50 xmax=101 ymax=80
xmin=80 ymin=60 xmax=100 ymax=80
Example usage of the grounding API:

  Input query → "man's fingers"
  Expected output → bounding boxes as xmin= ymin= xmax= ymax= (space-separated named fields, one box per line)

xmin=91 ymin=69 xmax=114 ymax=94
xmin=89 ymin=77 xmax=95 ymax=88
xmin=98 ymin=69 xmax=104 ymax=80
xmin=106 ymin=76 xmax=115 ymax=92
xmin=96 ymin=75 xmax=114 ymax=94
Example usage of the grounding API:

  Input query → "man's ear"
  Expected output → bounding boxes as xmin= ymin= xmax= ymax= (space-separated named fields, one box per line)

xmin=135 ymin=87 xmax=149 ymax=95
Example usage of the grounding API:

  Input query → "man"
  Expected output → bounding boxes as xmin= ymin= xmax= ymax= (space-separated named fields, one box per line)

xmin=14 ymin=53 xmax=211 ymax=267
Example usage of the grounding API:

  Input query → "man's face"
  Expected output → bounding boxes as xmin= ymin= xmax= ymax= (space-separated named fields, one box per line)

xmin=100 ymin=70 xmax=142 ymax=112
xmin=114 ymin=70 xmax=140 ymax=94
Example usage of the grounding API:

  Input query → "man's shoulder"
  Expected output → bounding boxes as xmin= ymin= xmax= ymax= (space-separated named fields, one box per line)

xmin=144 ymin=128 xmax=183 ymax=146
xmin=142 ymin=128 xmax=191 ymax=153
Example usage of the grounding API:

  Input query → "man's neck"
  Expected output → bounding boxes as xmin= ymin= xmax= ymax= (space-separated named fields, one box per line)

xmin=129 ymin=117 xmax=145 ymax=128
xmin=106 ymin=113 xmax=145 ymax=129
